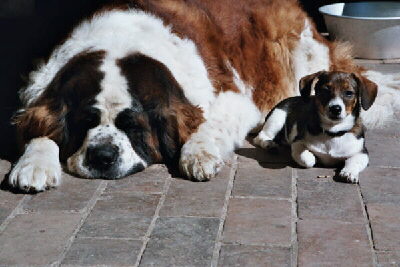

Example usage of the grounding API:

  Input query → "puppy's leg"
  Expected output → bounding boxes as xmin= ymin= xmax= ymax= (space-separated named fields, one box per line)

xmin=253 ymin=108 xmax=287 ymax=149
xmin=9 ymin=137 xmax=61 ymax=192
xmin=339 ymin=153 xmax=369 ymax=183
xmin=180 ymin=92 xmax=261 ymax=181
xmin=291 ymin=141 xmax=316 ymax=168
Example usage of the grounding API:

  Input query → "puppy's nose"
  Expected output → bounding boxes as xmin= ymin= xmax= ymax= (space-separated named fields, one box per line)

xmin=86 ymin=144 xmax=119 ymax=170
xmin=329 ymin=105 xmax=342 ymax=116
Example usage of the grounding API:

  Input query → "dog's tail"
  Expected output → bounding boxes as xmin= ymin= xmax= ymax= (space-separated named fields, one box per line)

xmin=362 ymin=70 xmax=400 ymax=129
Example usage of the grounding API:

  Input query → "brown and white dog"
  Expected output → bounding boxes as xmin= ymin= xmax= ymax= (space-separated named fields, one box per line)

xmin=8 ymin=0 xmax=400 ymax=192
xmin=254 ymin=71 xmax=377 ymax=183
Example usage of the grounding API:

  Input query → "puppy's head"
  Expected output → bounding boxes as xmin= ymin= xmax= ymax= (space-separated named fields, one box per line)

xmin=15 ymin=51 xmax=204 ymax=179
xmin=299 ymin=71 xmax=377 ymax=123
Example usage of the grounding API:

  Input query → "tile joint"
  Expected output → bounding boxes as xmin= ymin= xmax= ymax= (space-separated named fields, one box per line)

xmin=134 ymin=169 xmax=173 ymax=267
xmin=357 ymin=185 xmax=378 ymax=266
xmin=211 ymin=155 xmax=238 ymax=267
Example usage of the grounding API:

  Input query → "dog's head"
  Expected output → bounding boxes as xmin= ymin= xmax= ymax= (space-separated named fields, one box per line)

xmin=14 ymin=51 xmax=204 ymax=179
xmin=299 ymin=71 xmax=377 ymax=123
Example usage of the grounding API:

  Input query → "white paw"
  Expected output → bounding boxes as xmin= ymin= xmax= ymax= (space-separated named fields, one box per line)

xmin=296 ymin=150 xmax=316 ymax=168
xmin=9 ymin=138 xmax=62 ymax=192
xmin=339 ymin=169 xmax=359 ymax=183
xmin=253 ymin=134 xmax=277 ymax=149
xmin=179 ymin=141 xmax=224 ymax=181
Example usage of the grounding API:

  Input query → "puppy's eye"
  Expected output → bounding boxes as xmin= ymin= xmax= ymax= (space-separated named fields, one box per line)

xmin=344 ymin=91 xmax=354 ymax=97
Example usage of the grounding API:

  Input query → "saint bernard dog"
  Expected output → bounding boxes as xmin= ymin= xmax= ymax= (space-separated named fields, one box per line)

xmin=8 ymin=0 xmax=400 ymax=192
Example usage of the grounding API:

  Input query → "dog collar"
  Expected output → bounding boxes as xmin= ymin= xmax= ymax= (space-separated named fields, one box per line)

xmin=324 ymin=130 xmax=348 ymax=137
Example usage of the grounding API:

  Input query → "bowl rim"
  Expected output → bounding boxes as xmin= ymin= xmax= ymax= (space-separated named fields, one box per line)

xmin=319 ymin=2 xmax=400 ymax=20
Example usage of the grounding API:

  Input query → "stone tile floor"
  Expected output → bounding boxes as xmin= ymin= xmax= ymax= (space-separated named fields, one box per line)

xmin=0 ymin=61 xmax=399 ymax=266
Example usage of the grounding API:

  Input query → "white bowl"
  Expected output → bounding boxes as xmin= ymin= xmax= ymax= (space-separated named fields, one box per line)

xmin=319 ymin=1 xmax=400 ymax=59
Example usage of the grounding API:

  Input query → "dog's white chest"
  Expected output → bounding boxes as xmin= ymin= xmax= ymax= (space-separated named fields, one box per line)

xmin=304 ymin=132 xmax=364 ymax=164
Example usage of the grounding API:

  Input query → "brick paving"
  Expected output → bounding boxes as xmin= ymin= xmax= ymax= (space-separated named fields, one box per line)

xmin=0 ymin=62 xmax=399 ymax=266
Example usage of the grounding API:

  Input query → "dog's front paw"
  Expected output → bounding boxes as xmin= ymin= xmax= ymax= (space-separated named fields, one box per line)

xmin=9 ymin=138 xmax=61 ymax=192
xmin=339 ymin=169 xmax=359 ymax=183
xmin=253 ymin=133 xmax=277 ymax=149
xmin=179 ymin=141 xmax=224 ymax=182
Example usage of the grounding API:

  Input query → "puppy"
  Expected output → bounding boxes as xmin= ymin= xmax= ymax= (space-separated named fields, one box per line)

xmin=253 ymin=71 xmax=378 ymax=183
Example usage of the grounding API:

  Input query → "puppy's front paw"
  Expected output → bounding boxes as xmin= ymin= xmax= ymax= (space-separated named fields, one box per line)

xmin=253 ymin=134 xmax=277 ymax=150
xmin=339 ymin=169 xmax=359 ymax=183
xmin=296 ymin=150 xmax=316 ymax=168
xmin=9 ymin=138 xmax=61 ymax=192
xmin=179 ymin=141 xmax=223 ymax=182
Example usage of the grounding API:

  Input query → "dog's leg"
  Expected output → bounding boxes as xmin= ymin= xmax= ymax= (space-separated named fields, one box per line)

xmin=291 ymin=141 xmax=316 ymax=168
xmin=179 ymin=92 xmax=261 ymax=181
xmin=253 ymin=108 xmax=287 ymax=149
xmin=9 ymin=137 xmax=62 ymax=192
xmin=339 ymin=153 xmax=369 ymax=183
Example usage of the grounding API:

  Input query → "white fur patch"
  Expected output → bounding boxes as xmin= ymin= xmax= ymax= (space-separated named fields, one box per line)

xmin=9 ymin=137 xmax=61 ymax=192
xmin=291 ymin=142 xmax=316 ymax=168
xmin=339 ymin=153 xmax=369 ymax=183
xmin=292 ymin=19 xmax=330 ymax=94
xmin=362 ymin=70 xmax=400 ymax=128
xmin=96 ymin=58 xmax=132 ymax=124
xmin=254 ymin=108 xmax=287 ymax=148
xmin=302 ymin=132 xmax=364 ymax=166
xmin=320 ymin=114 xmax=355 ymax=133
xmin=227 ymin=61 xmax=254 ymax=97
xmin=180 ymin=91 xmax=261 ymax=181
xmin=328 ymin=97 xmax=346 ymax=119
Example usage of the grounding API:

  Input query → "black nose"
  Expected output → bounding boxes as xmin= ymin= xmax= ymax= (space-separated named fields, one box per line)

xmin=329 ymin=105 xmax=342 ymax=116
xmin=86 ymin=144 xmax=119 ymax=170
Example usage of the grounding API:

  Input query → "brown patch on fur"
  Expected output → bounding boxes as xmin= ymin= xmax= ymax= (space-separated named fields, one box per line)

xmin=349 ymin=117 xmax=365 ymax=137
xmin=148 ymin=131 xmax=162 ymax=163
xmin=172 ymin=100 xmax=205 ymax=143
xmin=136 ymin=114 xmax=163 ymax=162
xmin=13 ymin=105 xmax=67 ymax=149
xmin=353 ymin=74 xmax=378 ymax=110
xmin=328 ymin=42 xmax=365 ymax=74
xmin=315 ymin=100 xmax=326 ymax=117
xmin=345 ymin=98 xmax=357 ymax=115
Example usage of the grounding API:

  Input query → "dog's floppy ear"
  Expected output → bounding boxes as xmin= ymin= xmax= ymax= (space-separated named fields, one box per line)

xmin=352 ymin=74 xmax=378 ymax=110
xmin=13 ymin=50 xmax=105 ymax=154
xmin=299 ymin=71 xmax=325 ymax=97
xmin=118 ymin=53 xmax=204 ymax=167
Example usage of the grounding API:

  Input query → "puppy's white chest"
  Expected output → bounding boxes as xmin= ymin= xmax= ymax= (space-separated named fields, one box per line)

xmin=304 ymin=133 xmax=364 ymax=162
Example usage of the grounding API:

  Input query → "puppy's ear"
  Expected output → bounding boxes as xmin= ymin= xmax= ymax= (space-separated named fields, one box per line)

xmin=353 ymin=74 xmax=378 ymax=110
xmin=299 ymin=71 xmax=325 ymax=97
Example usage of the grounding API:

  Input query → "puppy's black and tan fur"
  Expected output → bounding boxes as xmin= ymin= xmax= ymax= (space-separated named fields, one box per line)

xmin=254 ymin=71 xmax=378 ymax=183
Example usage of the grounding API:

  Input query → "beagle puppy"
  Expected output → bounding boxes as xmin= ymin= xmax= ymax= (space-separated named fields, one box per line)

xmin=254 ymin=71 xmax=378 ymax=183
